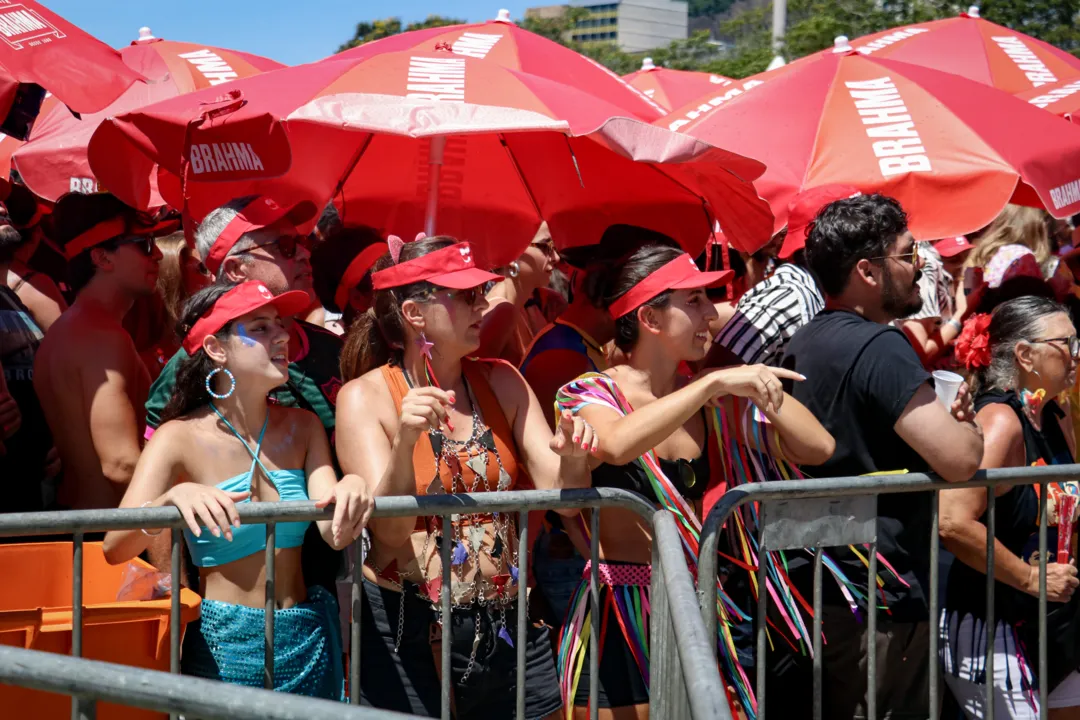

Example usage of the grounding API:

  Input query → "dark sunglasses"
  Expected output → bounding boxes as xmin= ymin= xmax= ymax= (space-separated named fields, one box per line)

xmin=532 ymin=238 xmax=558 ymax=259
xmin=245 ymin=235 xmax=302 ymax=260
xmin=1031 ymin=335 xmax=1080 ymax=359
xmin=434 ymin=286 xmax=485 ymax=306
xmin=111 ymin=234 xmax=156 ymax=256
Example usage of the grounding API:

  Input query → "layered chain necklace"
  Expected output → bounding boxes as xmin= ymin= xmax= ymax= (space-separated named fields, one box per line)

xmin=369 ymin=364 xmax=520 ymax=681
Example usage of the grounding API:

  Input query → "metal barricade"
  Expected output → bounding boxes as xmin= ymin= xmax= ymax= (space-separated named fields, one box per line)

xmin=697 ymin=464 xmax=1080 ymax=720
xmin=0 ymin=487 xmax=729 ymax=720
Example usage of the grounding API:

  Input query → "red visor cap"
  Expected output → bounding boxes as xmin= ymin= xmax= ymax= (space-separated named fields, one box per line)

xmin=371 ymin=242 xmax=501 ymax=291
xmin=608 ymin=253 xmax=734 ymax=319
xmin=182 ymin=281 xmax=311 ymax=355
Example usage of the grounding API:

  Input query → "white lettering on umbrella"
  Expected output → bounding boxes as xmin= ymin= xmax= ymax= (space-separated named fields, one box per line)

xmin=69 ymin=177 xmax=97 ymax=194
xmin=1028 ymin=79 xmax=1080 ymax=108
xmin=0 ymin=6 xmax=63 ymax=49
xmin=407 ymin=57 xmax=466 ymax=103
xmin=178 ymin=49 xmax=239 ymax=86
xmin=855 ymin=27 xmax=929 ymax=55
xmin=1050 ymin=179 xmax=1080 ymax=210
xmin=188 ymin=143 xmax=265 ymax=174
xmin=667 ymin=79 xmax=765 ymax=131
xmin=846 ymin=77 xmax=932 ymax=177
xmin=0 ymin=9 xmax=45 ymax=36
xmin=992 ymin=36 xmax=1058 ymax=87
xmin=451 ymin=32 xmax=501 ymax=59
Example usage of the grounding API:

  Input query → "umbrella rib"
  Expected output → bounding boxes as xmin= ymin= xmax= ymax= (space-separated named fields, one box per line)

xmin=332 ymin=133 xmax=374 ymax=225
xmin=497 ymin=134 xmax=547 ymax=224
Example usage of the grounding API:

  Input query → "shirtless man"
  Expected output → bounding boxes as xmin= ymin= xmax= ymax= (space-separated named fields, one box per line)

xmin=34 ymin=193 xmax=167 ymax=510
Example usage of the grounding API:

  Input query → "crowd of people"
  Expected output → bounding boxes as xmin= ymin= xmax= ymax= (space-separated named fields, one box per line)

xmin=4 ymin=182 xmax=1080 ymax=720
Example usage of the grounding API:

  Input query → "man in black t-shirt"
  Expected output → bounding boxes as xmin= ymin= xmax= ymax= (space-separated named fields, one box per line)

xmin=780 ymin=194 xmax=984 ymax=719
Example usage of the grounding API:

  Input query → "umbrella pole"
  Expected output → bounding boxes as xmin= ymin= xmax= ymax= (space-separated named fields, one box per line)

xmin=424 ymin=136 xmax=447 ymax=237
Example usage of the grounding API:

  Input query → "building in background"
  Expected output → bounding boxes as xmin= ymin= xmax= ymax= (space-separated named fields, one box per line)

xmin=525 ymin=1 xmax=688 ymax=53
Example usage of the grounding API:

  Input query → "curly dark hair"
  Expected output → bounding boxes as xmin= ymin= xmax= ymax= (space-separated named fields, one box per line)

xmin=804 ymin=194 xmax=908 ymax=298
xmin=159 ymin=282 xmax=241 ymax=424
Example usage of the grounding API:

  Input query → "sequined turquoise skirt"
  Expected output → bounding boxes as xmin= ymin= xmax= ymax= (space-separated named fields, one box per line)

xmin=181 ymin=585 xmax=344 ymax=701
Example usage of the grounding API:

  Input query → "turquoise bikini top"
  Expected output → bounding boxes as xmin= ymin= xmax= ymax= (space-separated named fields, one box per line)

xmin=184 ymin=406 xmax=310 ymax=568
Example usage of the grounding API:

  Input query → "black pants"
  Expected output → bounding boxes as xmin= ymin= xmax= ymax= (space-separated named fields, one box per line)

xmin=358 ymin=579 xmax=562 ymax=719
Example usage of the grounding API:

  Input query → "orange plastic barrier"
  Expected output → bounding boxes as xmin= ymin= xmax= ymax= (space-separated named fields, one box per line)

xmin=0 ymin=542 xmax=201 ymax=720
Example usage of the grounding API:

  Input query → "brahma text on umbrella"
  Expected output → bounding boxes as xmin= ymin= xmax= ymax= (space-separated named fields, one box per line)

xmin=0 ymin=6 xmax=62 ymax=49
xmin=854 ymin=27 xmax=928 ymax=55
xmin=992 ymin=36 xmax=1058 ymax=87
xmin=178 ymin=49 xmax=239 ymax=86
xmin=188 ymin=143 xmax=265 ymax=175
xmin=450 ymin=32 xmax=501 ymax=59
xmin=667 ymin=79 xmax=764 ymax=131
xmin=846 ymin=77 xmax=932 ymax=178
xmin=1028 ymin=79 xmax=1080 ymax=109
xmin=407 ymin=57 xmax=466 ymax=103
xmin=1050 ymin=179 xmax=1080 ymax=210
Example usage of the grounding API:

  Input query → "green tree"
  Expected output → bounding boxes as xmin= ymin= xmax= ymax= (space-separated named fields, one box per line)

xmin=977 ymin=0 xmax=1080 ymax=56
xmin=337 ymin=15 xmax=465 ymax=52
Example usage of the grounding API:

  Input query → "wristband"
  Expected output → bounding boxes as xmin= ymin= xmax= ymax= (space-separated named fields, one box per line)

xmin=945 ymin=318 xmax=963 ymax=333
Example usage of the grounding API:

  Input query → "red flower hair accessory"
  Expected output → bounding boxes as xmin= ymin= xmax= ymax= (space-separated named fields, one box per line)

xmin=955 ymin=313 xmax=992 ymax=370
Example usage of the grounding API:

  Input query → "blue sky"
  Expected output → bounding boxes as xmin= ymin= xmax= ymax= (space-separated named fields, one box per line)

xmin=42 ymin=1 xmax=531 ymax=66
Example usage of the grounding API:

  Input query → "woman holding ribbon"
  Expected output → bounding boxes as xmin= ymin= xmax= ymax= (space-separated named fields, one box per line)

xmin=940 ymin=295 xmax=1080 ymax=719
xmin=555 ymin=242 xmax=835 ymax=719
xmin=103 ymin=280 xmax=373 ymax=699
xmin=335 ymin=235 xmax=595 ymax=718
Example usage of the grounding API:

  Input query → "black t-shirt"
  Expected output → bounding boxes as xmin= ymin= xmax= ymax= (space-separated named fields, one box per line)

xmin=781 ymin=309 xmax=932 ymax=621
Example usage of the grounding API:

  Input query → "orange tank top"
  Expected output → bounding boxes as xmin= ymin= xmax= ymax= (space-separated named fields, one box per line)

xmin=379 ymin=359 xmax=530 ymax=529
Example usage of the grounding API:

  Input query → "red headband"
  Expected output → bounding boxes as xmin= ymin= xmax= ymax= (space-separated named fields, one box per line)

xmin=371 ymin=241 xmax=501 ymax=290
xmin=62 ymin=215 xmax=179 ymax=260
xmin=335 ymin=242 xmax=388 ymax=311
xmin=204 ymin=197 xmax=314 ymax=276
xmin=608 ymin=253 xmax=734 ymax=319
xmin=182 ymin=281 xmax=311 ymax=355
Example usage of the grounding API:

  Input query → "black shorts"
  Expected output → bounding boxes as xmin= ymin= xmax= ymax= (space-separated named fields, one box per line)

xmin=358 ymin=578 xmax=561 ymax=719
xmin=571 ymin=583 xmax=650 ymax=709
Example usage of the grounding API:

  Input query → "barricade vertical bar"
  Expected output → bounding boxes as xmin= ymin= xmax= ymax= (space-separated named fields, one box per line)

xmin=73 ymin=697 xmax=96 ymax=720
xmin=929 ymin=490 xmax=940 ymax=720
xmin=650 ymin=531 xmax=664 ymax=720
xmin=985 ymin=488 xmax=996 ymax=720
xmin=169 ymin=529 xmax=182 ymax=720
xmin=589 ymin=510 xmax=600 ymax=720
xmin=867 ymin=542 xmax=877 ymax=720
xmin=350 ymin=535 xmax=363 ymax=705
xmin=756 ymin=505 xmax=768 ymax=719
xmin=71 ymin=530 xmax=85 ymax=720
xmin=1038 ymin=481 xmax=1048 ymax=720
xmin=440 ymin=514 xmax=452 ymax=720
xmin=812 ymin=548 xmax=823 ymax=720
xmin=264 ymin=522 xmax=276 ymax=690
xmin=516 ymin=510 xmax=528 ymax=720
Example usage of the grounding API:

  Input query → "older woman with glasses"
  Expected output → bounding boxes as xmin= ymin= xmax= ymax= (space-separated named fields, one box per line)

xmin=940 ymin=295 xmax=1080 ymax=719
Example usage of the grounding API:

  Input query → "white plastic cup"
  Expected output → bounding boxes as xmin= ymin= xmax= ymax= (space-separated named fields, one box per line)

xmin=932 ymin=370 xmax=964 ymax=409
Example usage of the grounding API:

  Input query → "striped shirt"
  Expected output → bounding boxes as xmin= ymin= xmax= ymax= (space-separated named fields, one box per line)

xmin=716 ymin=263 xmax=824 ymax=366
xmin=903 ymin=244 xmax=953 ymax=323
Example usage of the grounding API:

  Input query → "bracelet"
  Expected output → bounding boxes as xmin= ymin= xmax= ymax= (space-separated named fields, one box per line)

xmin=945 ymin=318 xmax=963 ymax=334
xmin=141 ymin=501 xmax=164 ymax=537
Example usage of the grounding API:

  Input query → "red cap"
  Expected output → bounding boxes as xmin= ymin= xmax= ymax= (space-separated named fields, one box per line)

xmin=182 ymin=281 xmax=311 ymax=355
xmin=933 ymin=235 xmax=974 ymax=258
xmin=335 ymin=242 xmax=388 ymax=310
xmin=778 ymin=185 xmax=862 ymax=259
xmin=371 ymin=241 xmax=501 ymax=290
xmin=204 ymin=196 xmax=317 ymax=276
xmin=608 ymin=253 xmax=734 ymax=319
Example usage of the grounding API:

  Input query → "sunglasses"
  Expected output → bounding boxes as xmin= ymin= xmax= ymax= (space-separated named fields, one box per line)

xmin=868 ymin=242 xmax=922 ymax=267
xmin=433 ymin=286 xmax=485 ymax=306
xmin=532 ymin=238 xmax=558 ymax=260
xmin=111 ymin=234 xmax=156 ymax=256
xmin=1031 ymin=335 xmax=1080 ymax=359
xmin=245 ymin=235 xmax=303 ymax=260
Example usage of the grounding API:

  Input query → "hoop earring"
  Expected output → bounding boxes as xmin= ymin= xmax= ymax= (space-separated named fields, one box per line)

xmin=507 ymin=261 xmax=520 ymax=279
xmin=205 ymin=367 xmax=236 ymax=400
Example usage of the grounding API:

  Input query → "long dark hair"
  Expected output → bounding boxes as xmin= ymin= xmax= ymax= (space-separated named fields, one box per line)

xmin=340 ymin=236 xmax=457 ymax=382
xmin=159 ymin=283 xmax=240 ymax=424
xmin=592 ymin=243 xmax=684 ymax=351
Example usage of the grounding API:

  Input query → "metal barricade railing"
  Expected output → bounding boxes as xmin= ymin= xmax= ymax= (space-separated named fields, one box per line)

xmin=0 ymin=487 xmax=729 ymax=720
xmin=697 ymin=464 xmax=1080 ymax=720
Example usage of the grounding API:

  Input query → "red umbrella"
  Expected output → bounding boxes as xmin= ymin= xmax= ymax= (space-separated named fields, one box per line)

xmin=0 ymin=1 xmax=143 ymax=135
xmin=87 ymin=49 xmax=774 ymax=265
xmin=665 ymin=47 xmax=1080 ymax=239
xmin=1017 ymin=76 xmax=1080 ymax=125
xmin=623 ymin=58 xmax=734 ymax=112
xmin=11 ymin=29 xmax=284 ymax=203
xmin=335 ymin=12 xmax=668 ymax=121
xmin=842 ymin=7 xmax=1080 ymax=95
